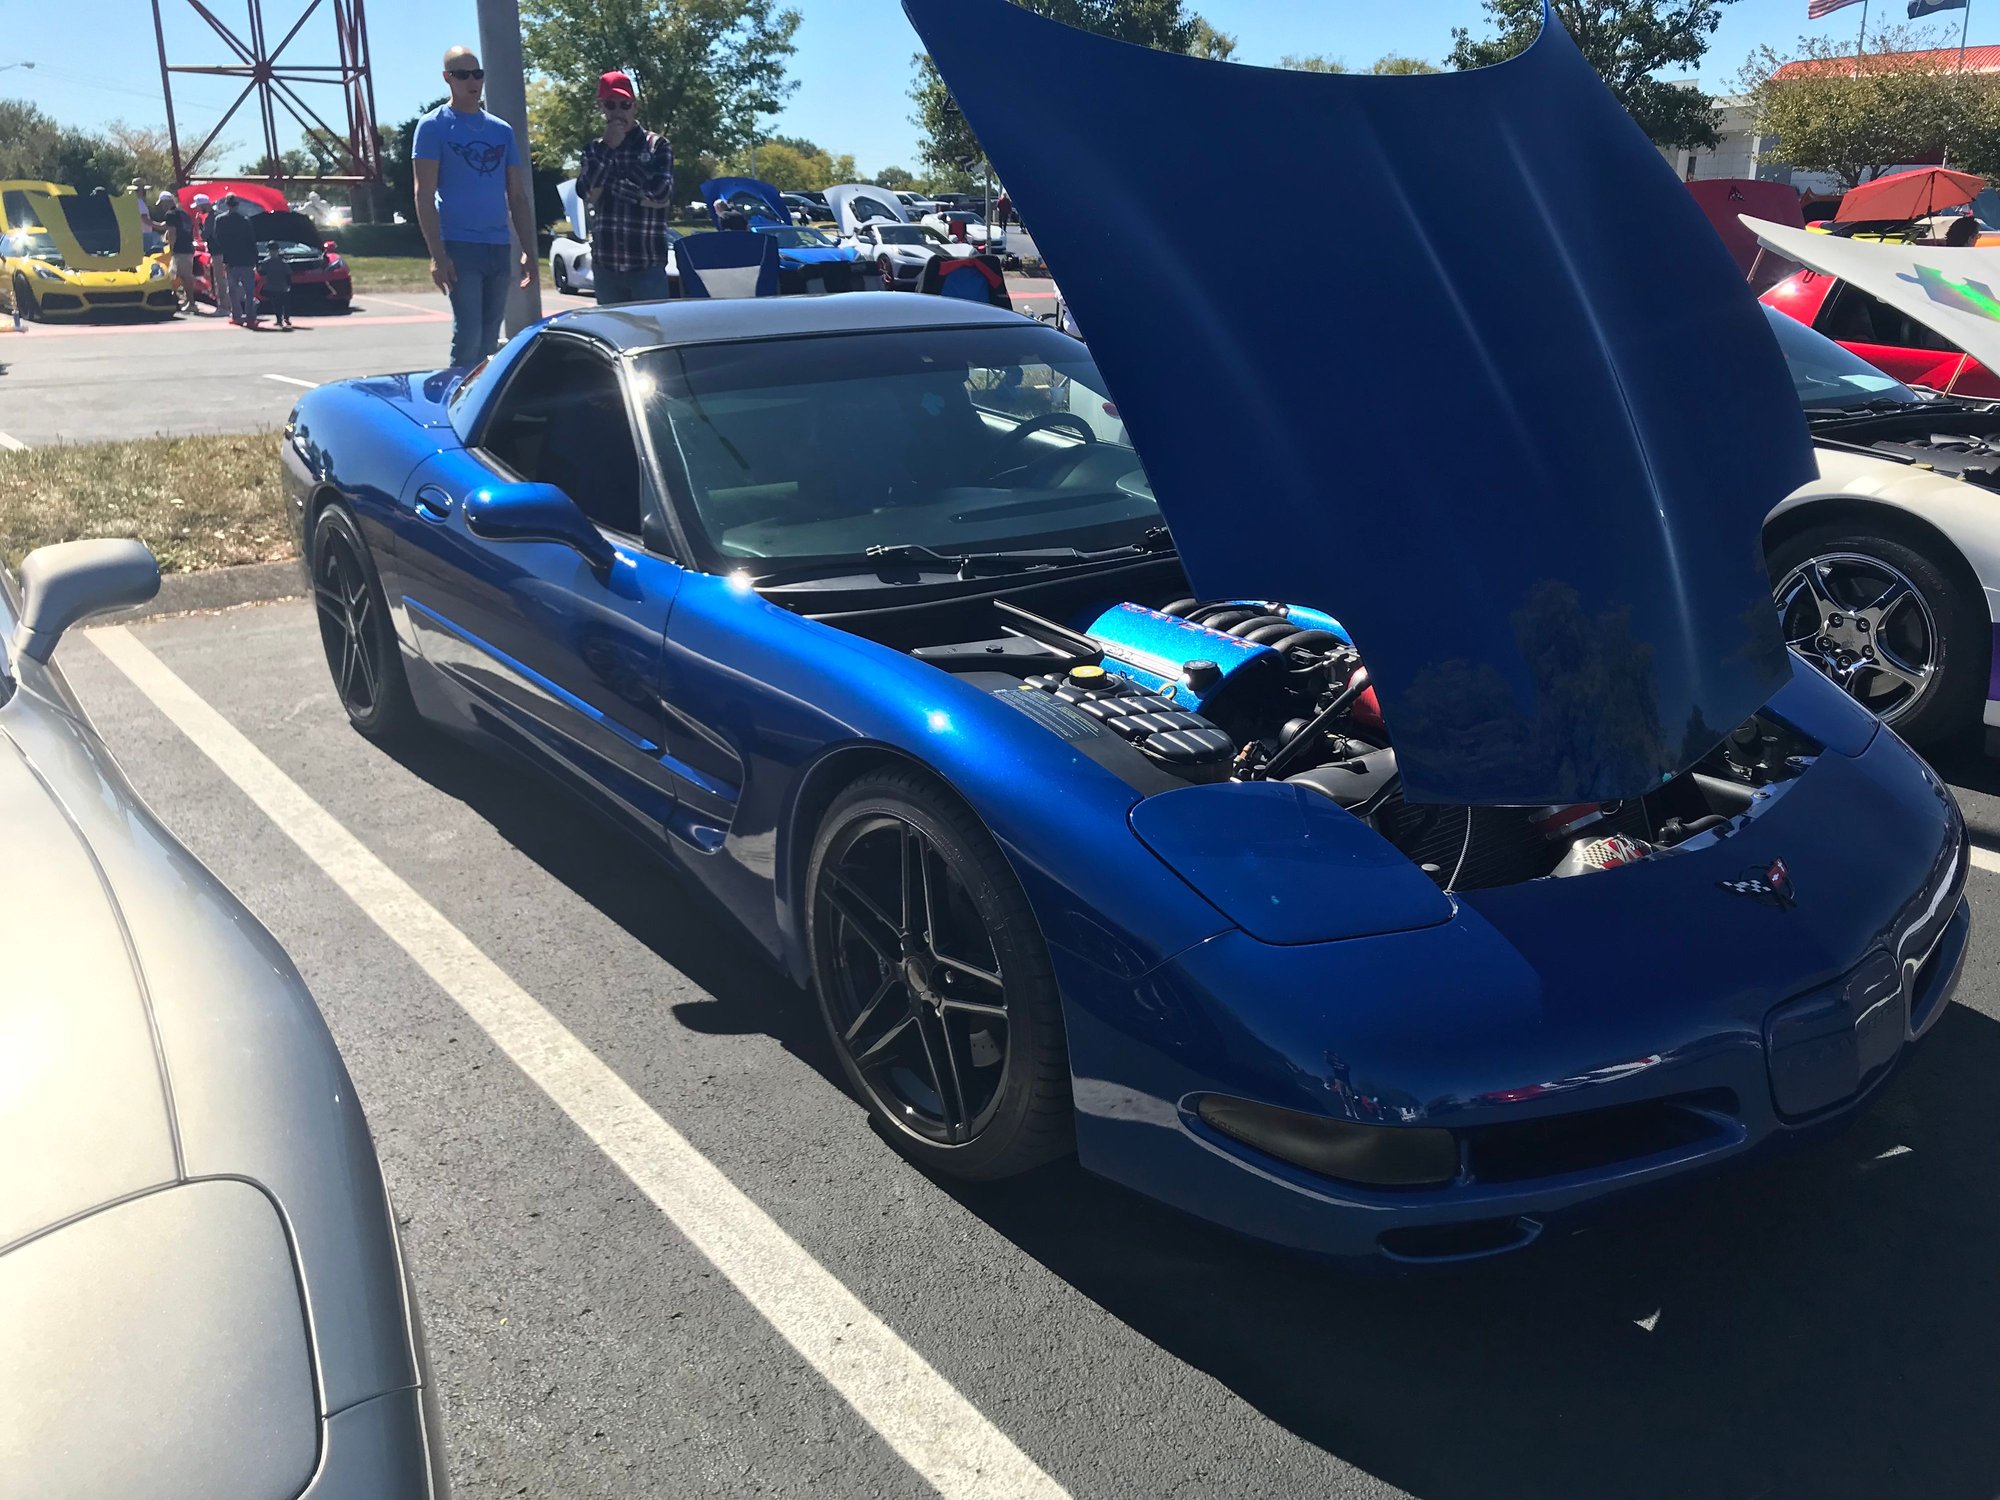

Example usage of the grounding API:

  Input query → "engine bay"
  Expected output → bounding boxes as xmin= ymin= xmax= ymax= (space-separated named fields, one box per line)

xmin=1809 ymin=402 xmax=2000 ymax=488
xmin=916 ymin=594 xmax=1823 ymax=892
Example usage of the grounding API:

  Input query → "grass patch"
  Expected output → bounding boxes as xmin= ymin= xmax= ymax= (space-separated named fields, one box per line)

xmin=0 ymin=432 xmax=293 ymax=574
xmin=344 ymin=253 xmax=557 ymax=295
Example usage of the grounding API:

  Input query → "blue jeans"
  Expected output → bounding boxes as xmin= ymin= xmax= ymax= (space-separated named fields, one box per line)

xmin=226 ymin=264 xmax=258 ymax=323
xmin=444 ymin=239 xmax=512 ymax=366
xmin=594 ymin=264 xmax=672 ymax=306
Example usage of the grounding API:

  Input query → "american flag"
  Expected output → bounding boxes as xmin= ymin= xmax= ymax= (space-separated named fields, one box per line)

xmin=1808 ymin=0 xmax=1864 ymax=16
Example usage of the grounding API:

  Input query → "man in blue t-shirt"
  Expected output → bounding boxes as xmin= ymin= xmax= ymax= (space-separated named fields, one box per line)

xmin=412 ymin=45 xmax=535 ymax=366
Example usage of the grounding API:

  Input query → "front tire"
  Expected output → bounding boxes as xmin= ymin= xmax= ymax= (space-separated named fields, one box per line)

xmin=878 ymin=256 xmax=896 ymax=291
xmin=1769 ymin=519 xmax=1984 ymax=744
xmin=806 ymin=768 xmax=1072 ymax=1179
xmin=11 ymin=272 xmax=39 ymax=321
xmin=553 ymin=256 xmax=571 ymax=293
xmin=311 ymin=503 xmax=417 ymax=742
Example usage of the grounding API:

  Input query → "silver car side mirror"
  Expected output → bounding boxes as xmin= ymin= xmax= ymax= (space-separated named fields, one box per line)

xmin=12 ymin=539 xmax=161 ymax=663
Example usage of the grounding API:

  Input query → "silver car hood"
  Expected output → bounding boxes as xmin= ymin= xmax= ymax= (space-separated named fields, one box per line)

xmin=0 ymin=684 xmax=419 ymax=1422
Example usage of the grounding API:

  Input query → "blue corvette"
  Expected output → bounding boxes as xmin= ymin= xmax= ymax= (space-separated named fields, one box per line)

xmin=278 ymin=1 xmax=1970 ymax=1264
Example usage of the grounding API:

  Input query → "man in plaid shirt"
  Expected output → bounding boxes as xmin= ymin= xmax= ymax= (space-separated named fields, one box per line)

xmin=577 ymin=70 xmax=677 ymax=305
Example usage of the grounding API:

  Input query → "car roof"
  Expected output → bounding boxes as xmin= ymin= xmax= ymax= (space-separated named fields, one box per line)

xmin=544 ymin=291 xmax=1028 ymax=352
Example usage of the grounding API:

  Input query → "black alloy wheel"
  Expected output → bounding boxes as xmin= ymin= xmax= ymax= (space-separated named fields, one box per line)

xmin=12 ymin=272 xmax=39 ymax=322
xmin=311 ymin=504 xmax=416 ymax=741
xmin=807 ymin=769 xmax=1072 ymax=1179
xmin=1769 ymin=521 xmax=1982 ymax=745
xmin=553 ymin=256 xmax=571 ymax=293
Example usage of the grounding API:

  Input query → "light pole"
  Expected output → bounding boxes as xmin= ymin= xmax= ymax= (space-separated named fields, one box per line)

xmin=473 ymin=0 xmax=542 ymax=335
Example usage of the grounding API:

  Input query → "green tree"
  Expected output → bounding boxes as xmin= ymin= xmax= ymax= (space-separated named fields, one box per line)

xmin=1186 ymin=17 xmax=1236 ymax=60
xmin=1741 ymin=24 xmax=2000 ymax=188
xmin=519 ymin=0 xmax=801 ymax=172
xmin=876 ymin=165 xmax=916 ymax=189
xmin=1278 ymin=53 xmax=1439 ymax=75
xmin=1371 ymin=54 xmax=1441 ymax=75
xmin=911 ymin=1 xmax=1219 ymax=182
xmin=1447 ymin=0 xmax=1743 ymax=150
xmin=1278 ymin=53 xmax=1346 ymax=72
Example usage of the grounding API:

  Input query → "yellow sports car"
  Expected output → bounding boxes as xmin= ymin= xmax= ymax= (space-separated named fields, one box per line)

xmin=1 ymin=180 xmax=178 ymax=321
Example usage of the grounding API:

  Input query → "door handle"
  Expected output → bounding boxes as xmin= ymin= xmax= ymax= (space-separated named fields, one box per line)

xmin=414 ymin=486 xmax=454 ymax=521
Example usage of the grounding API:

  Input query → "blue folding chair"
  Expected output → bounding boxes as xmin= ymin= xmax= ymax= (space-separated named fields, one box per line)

xmin=675 ymin=232 xmax=782 ymax=299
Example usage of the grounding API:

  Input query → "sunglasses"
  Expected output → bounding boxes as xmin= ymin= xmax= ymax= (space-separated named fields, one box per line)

xmin=446 ymin=68 xmax=484 ymax=80
xmin=602 ymin=98 xmax=633 ymax=111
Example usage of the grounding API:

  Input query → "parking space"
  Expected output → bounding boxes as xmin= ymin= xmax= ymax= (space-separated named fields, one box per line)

xmin=52 ymin=599 xmax=2000 ymax=1500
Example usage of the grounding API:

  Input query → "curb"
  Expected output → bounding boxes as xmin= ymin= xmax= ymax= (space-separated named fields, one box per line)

xmin=104 ymin=557 xmax=307 ymax=624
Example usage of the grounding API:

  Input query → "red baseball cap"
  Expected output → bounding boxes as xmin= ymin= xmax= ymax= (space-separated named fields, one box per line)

xmin=598 ymin=70 xmax=635 ymax=104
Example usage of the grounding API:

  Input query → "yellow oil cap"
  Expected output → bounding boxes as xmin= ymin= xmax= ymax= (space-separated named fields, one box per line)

xmin=1068 ymin=665 xmax=1108 ymax=685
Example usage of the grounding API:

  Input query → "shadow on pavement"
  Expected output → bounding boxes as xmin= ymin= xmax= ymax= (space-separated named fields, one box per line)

xmin=942 ymin=1005 xmax=2000 ymax=1500
xmin=386 ymin=732 xmax=842 ymax=1085
xmin=386 ymin=726 xmax=2000 ymax=1500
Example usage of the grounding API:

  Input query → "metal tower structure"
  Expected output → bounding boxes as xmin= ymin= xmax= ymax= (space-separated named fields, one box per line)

xmin=150 ymin=0 xmax=384 ymax=186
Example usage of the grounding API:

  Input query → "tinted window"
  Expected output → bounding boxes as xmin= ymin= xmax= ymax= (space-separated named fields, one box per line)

xmin=1818 ymin=281 xmax=1962 ymax=354
xmin=638 ymin=325 xmax=1154 ymax=568
xmin=480 ymin=340 xmax=646 ymax=535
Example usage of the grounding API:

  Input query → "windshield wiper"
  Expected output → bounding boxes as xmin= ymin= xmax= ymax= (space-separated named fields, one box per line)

xmin=748 ymin=527 xmax=1173 ymax=587
xmin=864 ymin=527 xmax=1174 ymax=578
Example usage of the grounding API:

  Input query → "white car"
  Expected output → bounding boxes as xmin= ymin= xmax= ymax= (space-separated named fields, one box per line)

xmin=895 ymin=191 xmax=940 ymax=218
xmin=825 ymin=182 xmax=975 ymax=290
xmin=550 ymin=178 xmax=593 ymax=296
xmin=1745 ymin=224 xmax=2000 ymax=750
xmin=921 ymin=209 xmax=1007 ymax=254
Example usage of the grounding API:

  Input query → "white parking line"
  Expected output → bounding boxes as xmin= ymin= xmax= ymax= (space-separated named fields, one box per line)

xmin=1972 ymin=844 xmax=2000 ymax=875
xmin=263 ymin=374 xmax=318 ymax=389
xmin=85 ymin=624 xmax=1066 ymax=1500
xmin=0 ymin=431 xmax=25 ymax=452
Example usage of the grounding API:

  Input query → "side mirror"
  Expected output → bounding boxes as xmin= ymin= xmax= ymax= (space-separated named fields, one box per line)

xmin=464 ymin=482 xmax=617 ymax=572
xmin=12 ymin=539 xmax=160 ymax=663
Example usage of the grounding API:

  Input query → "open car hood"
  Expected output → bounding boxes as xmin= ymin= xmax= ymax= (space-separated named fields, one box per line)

xmin=558 ymin=177 xmax=587 ymax=239
xmin=826 ymin=183 xmax=910 ymax=237
xmin=1745 ymin=215 xmax=2000 ymax=377
xmin=248 ymin=209 xmax=322 ymax=250
xmin=11 ymin=183 xmax=149 ymax=271
xmin=905 ymin=0 xmax=1809 ymax=806
xmin=702 ymin=176 xmax=789 ymax=228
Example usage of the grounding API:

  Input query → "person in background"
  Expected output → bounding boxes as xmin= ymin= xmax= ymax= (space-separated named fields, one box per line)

xmin=258 ymin=239 xmax=295 ymax=330
xmin=155 ymin=191 xmax=201 ymax=315
xmin=206 ymin=194 xmax=262 ymax=327
xmin=1946 ymin=215 xmax=1980 ymax=248
xmin=412 ymin=44 xmax=535 ymax=365
xmin=577 ymin=70 xmax=676 ymax=305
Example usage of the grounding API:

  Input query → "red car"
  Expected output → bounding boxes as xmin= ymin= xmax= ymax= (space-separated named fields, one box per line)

xmin=1761 ymin=265 xmax=2000 ymax=398
xmin=174 ymin=181 xmax=352 ymax=314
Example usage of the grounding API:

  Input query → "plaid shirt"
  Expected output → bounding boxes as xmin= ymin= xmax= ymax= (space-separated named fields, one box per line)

xmin=577 ymin=127 xmax=676 ymax=272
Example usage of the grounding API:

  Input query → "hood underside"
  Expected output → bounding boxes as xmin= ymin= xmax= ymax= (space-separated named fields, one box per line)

xmin=827 ymin=183 xmax=911 ymax=238
xmin=905 ymin=0 xmax=1811 ymax=805
xmin=702 ymin=176 xmax=790 ymax=228
xmin=1747 ymin=216 xmax=2000 ymax=378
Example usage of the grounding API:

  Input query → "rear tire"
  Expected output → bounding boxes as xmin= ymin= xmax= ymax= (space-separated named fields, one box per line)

xmin=1768 ymin=519 xmax=1984 ymax=745
xmin=311 ymin=503 xmax=417 ymax=742
xmin=806 ymin=768 xmax=1072 ymax=1179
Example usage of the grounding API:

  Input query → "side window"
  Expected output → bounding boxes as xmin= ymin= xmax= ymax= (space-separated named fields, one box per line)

xmin=479 ymin=341 xmax=646 ymax=535
xmin=1819 ymin=282 xmax=1964 ymax=355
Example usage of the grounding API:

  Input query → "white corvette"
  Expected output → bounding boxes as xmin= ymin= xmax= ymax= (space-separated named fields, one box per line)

xmin=550 ymin=178 xmax=593 ymax=296
xmin=825 ymin=183 xmax=976 ymax=290
xmin=1752 ymin=249 xmax=2000 ymax=752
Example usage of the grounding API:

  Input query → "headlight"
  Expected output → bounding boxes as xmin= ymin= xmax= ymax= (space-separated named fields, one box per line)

xmin=1196 ymin=1095 xmax=1459 ymax=1187
xmin=32 ymin=263 xmax=63 ymax=280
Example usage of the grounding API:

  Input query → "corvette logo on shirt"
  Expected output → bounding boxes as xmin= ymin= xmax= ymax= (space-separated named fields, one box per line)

xmin=448 ymin=139 xmax=508 ymax=175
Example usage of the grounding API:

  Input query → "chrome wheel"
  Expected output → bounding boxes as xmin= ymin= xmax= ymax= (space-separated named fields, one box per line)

xmin=814 ymin=811 xmax=1011 ymax=1147
xmin=314 ymin=525 xmax=384 ymax=719
xmin=1775 ymin=551 xmax=1937 ymax=724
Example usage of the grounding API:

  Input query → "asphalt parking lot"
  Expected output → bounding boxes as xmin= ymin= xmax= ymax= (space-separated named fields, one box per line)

xmin=0 ymin=277 xmax=1064 ymax=450
xmin=55 ymin=597 xmax=2000 ymax=1500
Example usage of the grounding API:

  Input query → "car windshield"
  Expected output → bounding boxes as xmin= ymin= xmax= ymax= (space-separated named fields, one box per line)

xmin=758 ymin=226 xmax=836 ymax=248
xmin=1761 ymin=304 xmax=1925 ymax=409
xmin=638 ymin=324 xmax=1156 ymax=571
xmin=874 ymin=224 xmax=929 ymax=246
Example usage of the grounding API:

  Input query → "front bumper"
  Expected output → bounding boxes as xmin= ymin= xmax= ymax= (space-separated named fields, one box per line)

xmin=34 ymin=283 xmax=179 ymax=317
xmin=1061 ymin=727 xmax=1970 ymax=1265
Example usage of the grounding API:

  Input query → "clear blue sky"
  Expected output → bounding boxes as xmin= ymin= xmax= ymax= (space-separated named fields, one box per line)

xmin=9 ymin=0 xmax=1984 ymax=176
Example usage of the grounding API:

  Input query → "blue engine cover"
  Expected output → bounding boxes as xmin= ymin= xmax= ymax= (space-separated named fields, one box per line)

xmin=1086 ymin=602 xmax=1284 ymax=711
